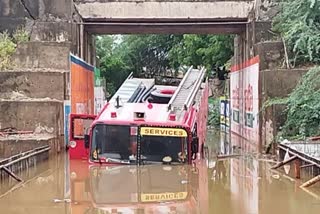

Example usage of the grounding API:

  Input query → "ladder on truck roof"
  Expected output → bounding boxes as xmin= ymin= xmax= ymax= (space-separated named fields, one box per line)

xmin=167 ymin=66 xmax=206 ymax=116
xmin=109 ymin=72 xmax=155 ymax=104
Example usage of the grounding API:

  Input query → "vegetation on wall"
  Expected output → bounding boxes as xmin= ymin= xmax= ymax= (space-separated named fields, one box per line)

xmin=0 ymin=27 xmax=29 ymax=70
xmin=207 ymin=98 xmax=220 ymax=128
xmin=268 ymin=0 xmax=320 ymax=140
xmin=0 ymin=32 xmax=16 ymax=70
xmin=281 ymin=67 xmax=320 ymax=139
xmin=273 ymin=0 xmax=320 ymax=66
xmin=263 ymin=67 xmax=320 ymax=140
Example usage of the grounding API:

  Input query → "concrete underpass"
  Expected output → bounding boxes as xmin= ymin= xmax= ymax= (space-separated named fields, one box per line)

xmin=1 ymin=0 xmax=319 ymax=213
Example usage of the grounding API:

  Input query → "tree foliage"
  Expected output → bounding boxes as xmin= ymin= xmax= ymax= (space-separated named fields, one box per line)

xmin=122 ymin=34 xmax=183 ymax=77
xmin=273 ymin=0 xmax=320 ymax=65
xmin=169 ymin=35 xmax=234 ymax=71
xmin=96 ymin=36 xmax=131 ymax=95
xmin=96 ymin=34 xmax=234 ymax=96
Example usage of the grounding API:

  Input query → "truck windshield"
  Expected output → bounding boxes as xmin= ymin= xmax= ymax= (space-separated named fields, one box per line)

xmin=91 ymin=124 xmax=134 ymax=162
xmin=140 ymin=127 xmax=188 ymax=163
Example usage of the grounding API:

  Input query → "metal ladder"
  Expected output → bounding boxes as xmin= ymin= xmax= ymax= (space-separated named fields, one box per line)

xmin=168 ymin=66 xmax=206 ymax=112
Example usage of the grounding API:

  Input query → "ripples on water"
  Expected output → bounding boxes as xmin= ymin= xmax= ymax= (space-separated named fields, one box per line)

xmin=0 ymin=130 xmax=319 ymax=214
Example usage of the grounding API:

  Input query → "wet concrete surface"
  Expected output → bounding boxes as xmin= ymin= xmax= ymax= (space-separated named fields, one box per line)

xmin=0 ymin=130 xmax=320 ymax=214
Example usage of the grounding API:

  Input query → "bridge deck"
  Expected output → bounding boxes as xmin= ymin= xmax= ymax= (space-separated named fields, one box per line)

xmin=75 ymin=0 xmax=253 ymax=34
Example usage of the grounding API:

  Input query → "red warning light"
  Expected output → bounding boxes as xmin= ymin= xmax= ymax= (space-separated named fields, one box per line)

xmin=111 ymin=112 xmax=117 ymax=118
xmin=169 ymin=114 xmax=176 ymax=121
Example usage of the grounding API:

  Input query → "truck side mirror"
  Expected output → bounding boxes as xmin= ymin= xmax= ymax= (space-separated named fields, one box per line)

xmin=191 ymin=137 xmax=199 ymax=154
xmin=84 ymin=134 xmax=90 ymax=149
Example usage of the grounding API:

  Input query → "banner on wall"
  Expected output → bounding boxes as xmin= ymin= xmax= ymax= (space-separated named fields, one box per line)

xmin=70 ymin=54 xmax=95 ymax=136
xmin=70 ymin=54 xmax=94 ymax=115
xmin=64 ymin=100 xmax=71 ymax=147
xmin=230 ymin=56 xmax=260 ymax=146
xmin=220 ymin=96 xmax=230 ymax=133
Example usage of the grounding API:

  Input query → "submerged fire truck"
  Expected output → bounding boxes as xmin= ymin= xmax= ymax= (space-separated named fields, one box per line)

xmin=69 ymin=66 xmax=209 ymax=165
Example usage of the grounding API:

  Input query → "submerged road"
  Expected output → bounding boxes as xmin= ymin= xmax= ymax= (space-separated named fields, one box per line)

xmin=0 ymin=130 xmax=319 ymax=214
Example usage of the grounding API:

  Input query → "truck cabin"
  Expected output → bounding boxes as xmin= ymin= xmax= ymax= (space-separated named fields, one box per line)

xmin=88 ymin=123 xmax=195 ymax=165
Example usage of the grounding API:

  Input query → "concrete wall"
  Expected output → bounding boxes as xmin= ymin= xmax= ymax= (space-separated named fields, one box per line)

xmin=0 ymin=0 xmax=73 ymax=20
xmin=30 ymin=21 xmax=74 ymax=42
xmin=0 ymin=0 xmax=30 ymax=33
xmin=0 ymin=71 xmax=67 ymax=101
xmin=261 ymin=69 xmax=308 ymax=98
xmin=254 ymin=41 xmax=285 ymax=71
xmin=0 ymin=0 xmax=80 ymax=54
xmin=0 ymin=136 xmax=62 ymax=158
xmin=260 ymin=69 xmax=308 ymax=149
xmin=0 ymin=100 xmax=64 ymax=136
xmin=12 ymin=42 xmax=71 ymax=70
xmin=0 ymin=0 xmax=73 ymax=32
xmin=254 ymin=0 xmax=280 ymax=21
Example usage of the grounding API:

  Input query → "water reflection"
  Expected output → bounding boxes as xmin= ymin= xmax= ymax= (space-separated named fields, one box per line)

xmin=0 ymin=130 xmax=319 ymax=214
xmin=72 ymin=164 xmax=208 ymax=214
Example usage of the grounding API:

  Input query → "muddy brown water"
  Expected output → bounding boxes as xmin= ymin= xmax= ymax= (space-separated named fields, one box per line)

xmin=0 ymin=130 xmax=319 ymax=214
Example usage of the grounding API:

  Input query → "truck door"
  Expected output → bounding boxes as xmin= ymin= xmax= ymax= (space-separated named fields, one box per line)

xmin=69 ymin=114 xmax=96 ymax=160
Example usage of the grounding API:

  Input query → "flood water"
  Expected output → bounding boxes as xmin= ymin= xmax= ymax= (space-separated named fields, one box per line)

xmin=0 ymin=130 xmax=320 ymax=214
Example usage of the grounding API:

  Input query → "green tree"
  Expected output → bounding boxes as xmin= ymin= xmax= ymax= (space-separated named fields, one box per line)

xmin=169 ymin=35 xmax=234 ymax=71
xmin=273 ymin=0 xmax=320 ymax=65
xmin=121 ymin=34 xmax=183 ymax=77
xmin=96 ymin=34 xmax=234 ymax=96
xmin=96 ymin=36 xmax=131 ymax=95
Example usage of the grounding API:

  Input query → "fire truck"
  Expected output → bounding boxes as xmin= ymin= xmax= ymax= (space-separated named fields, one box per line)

xmin=69 ymin=66 xmax=209 ymax=165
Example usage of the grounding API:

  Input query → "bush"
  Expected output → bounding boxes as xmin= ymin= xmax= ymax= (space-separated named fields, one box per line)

xmin=281 ymin=67 xmax=320 ymax=138
xmin=13 ymin=27 xmax=29 ymax=44
xmin=0 ymin=31 xmax=16 ymax=70
xmin=0 ymin=27 xmax=29 ymax=70
xmin=208 ymin=98 xmax=220 ymax=127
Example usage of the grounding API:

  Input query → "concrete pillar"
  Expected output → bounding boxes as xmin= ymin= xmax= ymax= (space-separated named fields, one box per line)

xmin=80 ymin=23 xmax=84 ymax=59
